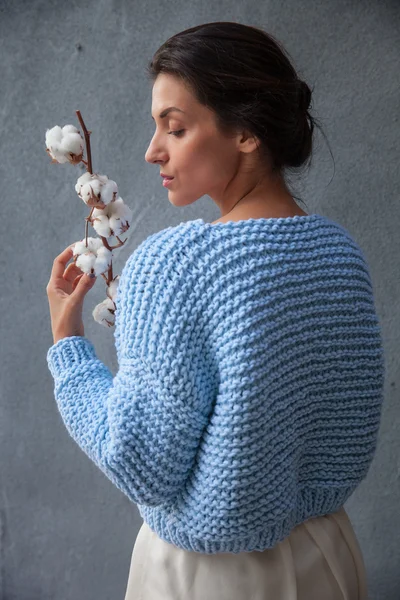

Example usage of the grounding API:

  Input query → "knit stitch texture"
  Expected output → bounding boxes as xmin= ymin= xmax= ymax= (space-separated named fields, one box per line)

xmin=47 ymin=214 xmax=385 ymax=554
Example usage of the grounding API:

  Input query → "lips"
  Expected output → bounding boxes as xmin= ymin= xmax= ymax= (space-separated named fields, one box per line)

xmin=162 ymin=176 xmax=174 ymax=187
xmin=160 ymin=173 xmax=174 ymax=179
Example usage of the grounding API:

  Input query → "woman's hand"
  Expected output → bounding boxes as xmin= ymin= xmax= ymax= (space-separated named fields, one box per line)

xmin=46 ymin=245 xmax=97 ymax=344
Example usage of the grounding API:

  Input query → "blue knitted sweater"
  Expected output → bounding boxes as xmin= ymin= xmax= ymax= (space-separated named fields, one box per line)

xmin=46 ymin=214 xmax=385 ymax=554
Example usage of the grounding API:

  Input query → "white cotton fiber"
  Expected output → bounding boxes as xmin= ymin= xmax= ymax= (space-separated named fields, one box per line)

xmin=75 ymin=253 xmax=96 ymax=273
xmin=72 ymin=237 xmax=112 ymax=276
xmin=80 ymin=180 xmax=102 ymax=204
xmin=91 ymin=213 xmax=111 ymax=237
xmin=60 ymin=132 xmax=84 ymax=156
xmin=90 ymin=196 xmax=132 ymax=238
xmin=107 ymin=275 xmax=120 ymax=302
xmin=92 ymin=297 xmax=115 ymax=327
xmin=62 ymin=125 xmax=80 ymax=135
xmin=46 ymin=125 xmax=62 ymax=146
xmin=73 ymin=237 xmax=103 ymax=255
xmin=45 ymin=124 xmax=84 ymax=164
xmin=101 ymin=179 xmax=118 ymax=205
xmin=109 ymin=197 xmax=133 ymax=236
xmin=75 ymin=172 xmax=93 ymax=195
xmin=75 ymin=172 xmax=117 ymax=207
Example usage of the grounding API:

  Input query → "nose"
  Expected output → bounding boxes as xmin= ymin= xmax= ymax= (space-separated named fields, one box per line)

xmin=144 ymin=133 xmax=167 ymax=165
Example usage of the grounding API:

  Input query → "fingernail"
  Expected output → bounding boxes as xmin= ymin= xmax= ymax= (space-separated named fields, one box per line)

xmin=89 ymin=273 xmax=96 ymax=279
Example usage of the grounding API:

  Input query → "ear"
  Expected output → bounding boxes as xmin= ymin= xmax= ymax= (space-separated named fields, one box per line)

xmin=236 ymin=129 xmax=261 ymax=154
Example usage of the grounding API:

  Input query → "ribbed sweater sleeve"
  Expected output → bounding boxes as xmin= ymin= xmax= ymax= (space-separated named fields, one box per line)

xmin=46 ymin=223 xmax=213 ymax=506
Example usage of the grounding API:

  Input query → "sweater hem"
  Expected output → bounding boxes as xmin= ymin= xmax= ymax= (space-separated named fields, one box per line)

xmin=137 ymin=486 xmax=354 ymax=554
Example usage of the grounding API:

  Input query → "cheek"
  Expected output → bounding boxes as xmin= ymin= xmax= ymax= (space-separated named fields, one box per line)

xmin=180 ymin=136 xmax=230 ymax=180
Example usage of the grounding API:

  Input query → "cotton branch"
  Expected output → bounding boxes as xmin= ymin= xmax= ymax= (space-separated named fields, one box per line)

xmin=74 ymin=110 xmax=129 ymax=285
xmin=45 ymin=113 xmax=133 ymax=327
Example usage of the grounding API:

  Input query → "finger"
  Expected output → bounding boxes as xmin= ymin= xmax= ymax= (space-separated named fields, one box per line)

xmin=63 ymin=262 xmax=83 ymax=283
xmin=72 ymin=272 xmax=97 ymax=300
xmin=72 ymin=273 xmax=84 ymax=291
xmin=50 ymin=246 xmax=74 ymax=281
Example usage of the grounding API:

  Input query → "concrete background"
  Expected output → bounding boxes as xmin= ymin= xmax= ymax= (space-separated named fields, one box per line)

xmin=0 ymin=0 xmax=398 ymax=598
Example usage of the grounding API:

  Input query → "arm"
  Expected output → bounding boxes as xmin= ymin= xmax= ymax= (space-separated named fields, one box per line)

xmin=46 ymin=226 xmax=213 ymax=506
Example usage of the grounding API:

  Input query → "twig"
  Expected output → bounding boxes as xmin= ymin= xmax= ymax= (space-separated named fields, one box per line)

xmin=85 ymin=207 xmax=95 ymax=246
xmin=75 ymin=110 xmax=93 ymax=174
xmin=75 ymin=110 xmax=126 ymax=288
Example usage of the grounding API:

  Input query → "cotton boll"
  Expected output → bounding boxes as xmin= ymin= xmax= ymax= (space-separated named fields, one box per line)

xmin=90 ymin=197 xmax=133 ymax=239
xmin=100 ymin=179 xmax=118 ymax=205
xmin=78 ymin=176 xmax=110 ymax=208
xmin=96 ymin=174 xmax=109 ymax=184
xmin=109 ymin=218 xmax=128 ymax=237
xmin=45 ymin=124 xmax=84 ymax=165
xmin=80 ymin=180 xmax=103 ymax=205
xmin=109 ymin=197 xmax=133 ymax=236
xmin=92 ymin=297 xmax=116 ymax=327
xmin=46 ymin=144 xmax=70 ymax=164
xmin=72 ymin=236 xmax=102 ymax=257
xmin=91 ymin=213 xmax=112 ymax=237
xmin=96 ymin=246 xmax=113 ymax=268
xmin=75 ymin=172 xmax=118 ymax=207
xmin=93 ymin=256 xmax=110 ymax=276
xmin=62 ymin=125 xmax=80 ymax=135
xmin=91 ymin=206 xmax=105 ymax=220
xmin=75 ymin=171 xmax=93 ymax=195
xmin=107 ymin=275 xmax=120 ymax=302
xmin=75 ymin=250 xmax=108 ymax=276
xmin=91 ymin=246 xmax=112 ymax=276
xmin=75 ymin=172 xmax=100 ymax=200
xmin=60 ymin=132 xmax=84 ymax=159
xmin=97 ymin=245 xmax=112 ymax=258
xmin=45 ymin=125 xmax=62 ymax=147
xmin=72 ymin=237 xmax=111 ymax=276
xmin=76 ymin=171 xmax=93 ymax=185
xmin=111 ymin=197 xmax=130 ymax=217
xmin=87 ymin=237 xmax=104 ymax=253
xmin=75 ymin=252 xmax=96 ymax=274
xmin=72 ymin=240 xmax=91 ymax=256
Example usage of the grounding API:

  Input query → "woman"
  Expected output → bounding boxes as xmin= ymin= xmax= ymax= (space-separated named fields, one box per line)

xmin=46 ymin=22 xmax=385 ymax=600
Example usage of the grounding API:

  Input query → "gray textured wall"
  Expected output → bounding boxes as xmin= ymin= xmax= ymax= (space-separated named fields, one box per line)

xmin=0 ymin=1 xmax=398 ymax=598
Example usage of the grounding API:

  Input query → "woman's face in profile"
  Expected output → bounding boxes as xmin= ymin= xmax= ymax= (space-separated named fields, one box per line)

xmin=145 ymin=73 xmax=244 ymax=209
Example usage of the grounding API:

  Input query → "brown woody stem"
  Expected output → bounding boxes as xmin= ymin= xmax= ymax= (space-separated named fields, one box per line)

xmin=85 ymin=207 xmax=95 ymax=247
xmin=75 ymin=109 xmax=124 ymax=290
xmin=75 ymin=110 xmax=93 ymax=174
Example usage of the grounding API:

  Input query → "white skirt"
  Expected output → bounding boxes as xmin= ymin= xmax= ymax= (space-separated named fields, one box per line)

xmin=124 ymin=506 xmax=369 ymax=600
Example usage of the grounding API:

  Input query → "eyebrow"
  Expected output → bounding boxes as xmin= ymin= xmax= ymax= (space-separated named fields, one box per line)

xmin=151 ymin=106 xmax=185 ymax=120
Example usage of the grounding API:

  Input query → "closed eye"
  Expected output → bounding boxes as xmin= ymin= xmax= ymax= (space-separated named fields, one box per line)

xmin=168 ymin=129 xmax=185 ymax=137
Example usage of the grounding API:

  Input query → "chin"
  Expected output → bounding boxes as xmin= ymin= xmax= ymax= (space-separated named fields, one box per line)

xmin=167 ymin=191 xmax=203 ymax=208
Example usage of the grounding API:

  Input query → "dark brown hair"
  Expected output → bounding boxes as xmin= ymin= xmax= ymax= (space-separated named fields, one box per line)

xmin=146 ymin=21 xmax=333 ymax=207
